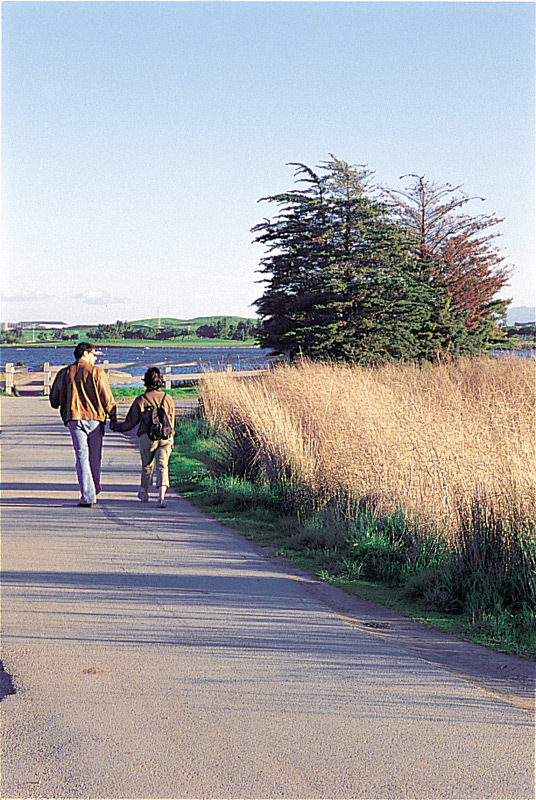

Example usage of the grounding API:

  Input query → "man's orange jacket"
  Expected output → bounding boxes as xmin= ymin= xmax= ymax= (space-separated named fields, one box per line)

xmin=50 ymin=358 xmax=116 ymax=424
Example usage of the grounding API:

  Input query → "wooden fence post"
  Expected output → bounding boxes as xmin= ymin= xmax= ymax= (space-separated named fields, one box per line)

xmin=43 ymin=362 xmax=51 ymax=396
xmin=5 ymin=363 xmax=14 ymax=394
xmin=165 ymin=365 xmax=172 ymax=390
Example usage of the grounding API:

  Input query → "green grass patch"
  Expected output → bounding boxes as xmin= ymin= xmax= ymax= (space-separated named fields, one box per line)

xmin=113 ymin=386 xmax=199 ymax=401
xmin=169 ymin=413 xmax=536 ymax=660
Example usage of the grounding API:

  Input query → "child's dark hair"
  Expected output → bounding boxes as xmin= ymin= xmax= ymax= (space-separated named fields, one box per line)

xmin=144 ymin=367 xmax=164 ymax=390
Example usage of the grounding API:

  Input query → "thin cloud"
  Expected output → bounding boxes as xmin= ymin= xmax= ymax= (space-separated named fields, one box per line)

xmin=2 ymin=290 xmax=55 ymax=302
xmin=72 ymin=291 xmax=126 ymax=305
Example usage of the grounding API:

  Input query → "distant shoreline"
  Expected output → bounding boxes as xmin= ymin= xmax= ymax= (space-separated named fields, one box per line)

xmin=3 ymin=340 xmax=535 ymax=352
xmin=0 ymin=339 xmax=261 ymax=349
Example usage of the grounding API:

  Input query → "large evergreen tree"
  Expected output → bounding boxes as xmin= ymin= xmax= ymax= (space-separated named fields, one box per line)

xmin=253 ymin=159 xmax=451 ymax=363
xmin=253 ymin=164 xmax=333 ymax=357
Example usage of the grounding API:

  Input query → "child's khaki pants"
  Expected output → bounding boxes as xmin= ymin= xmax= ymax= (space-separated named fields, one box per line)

xmin=138 ymin=433 xmax=173 ymax=489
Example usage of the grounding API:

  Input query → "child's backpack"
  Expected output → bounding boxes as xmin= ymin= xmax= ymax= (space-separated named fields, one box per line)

xmin=146 ymin=396 xmax=174 ymax=441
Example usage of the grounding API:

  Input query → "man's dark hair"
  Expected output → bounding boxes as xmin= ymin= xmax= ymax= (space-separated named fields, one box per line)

xmin=74 ymin=342 xmax=95 ymax=360
xmin=144 ymin=367 xmax=164 ymax=390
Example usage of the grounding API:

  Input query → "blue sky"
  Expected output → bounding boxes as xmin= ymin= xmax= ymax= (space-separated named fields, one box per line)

xmin=2 ymin=1 xmax=534 ymax=325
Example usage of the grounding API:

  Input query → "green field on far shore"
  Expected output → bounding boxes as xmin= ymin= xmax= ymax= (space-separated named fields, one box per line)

xmin=1 ymin=337 xmax=260 ymax=349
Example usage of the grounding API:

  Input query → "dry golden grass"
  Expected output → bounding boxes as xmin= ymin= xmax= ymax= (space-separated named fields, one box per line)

xmin=199 ymin=356 xmax=535 ymax=539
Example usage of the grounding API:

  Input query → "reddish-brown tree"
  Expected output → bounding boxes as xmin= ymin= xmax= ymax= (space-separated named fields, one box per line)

xmin=384 ymin=176 xmax=511 ymax=337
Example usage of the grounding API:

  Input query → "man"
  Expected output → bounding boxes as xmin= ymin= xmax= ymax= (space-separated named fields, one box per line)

xmin=50 ymin=342 xmax=117 ymax=507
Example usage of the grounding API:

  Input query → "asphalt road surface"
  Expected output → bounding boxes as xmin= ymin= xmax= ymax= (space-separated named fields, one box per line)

xmin=1 ymin=396 xmax=534 ymax=799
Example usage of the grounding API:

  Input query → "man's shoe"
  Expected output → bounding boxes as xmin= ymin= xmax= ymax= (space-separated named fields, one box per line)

xmin=77 ymin=501 xmax=95 ymax=508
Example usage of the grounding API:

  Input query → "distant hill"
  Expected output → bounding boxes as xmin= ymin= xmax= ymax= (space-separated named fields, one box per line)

xmin=507 ymin=307 xmax=535 ymax=325
xmin=65 ymin=316 xmax=258 ymax=331
xmin=132 ymin=316 xmax=258 ymax=328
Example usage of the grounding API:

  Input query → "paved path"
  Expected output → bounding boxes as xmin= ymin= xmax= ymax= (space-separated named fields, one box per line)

xmin=0 ymin=396 xmax=534 ymax=800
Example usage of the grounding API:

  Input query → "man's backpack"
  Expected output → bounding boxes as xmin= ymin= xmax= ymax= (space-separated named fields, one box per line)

xmin=146 ymin=395 xmax=173 ymax=441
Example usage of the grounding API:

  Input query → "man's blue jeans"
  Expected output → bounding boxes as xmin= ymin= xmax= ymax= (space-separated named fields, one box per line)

xmin=67 ymin=420 xmax=104 ymax=504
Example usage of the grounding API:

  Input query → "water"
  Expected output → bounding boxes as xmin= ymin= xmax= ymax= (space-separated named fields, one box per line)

xmin=489 ymin=349 xmax=535 ymax=359
xmin=0 ymin=344 xmax=274 ymax=383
